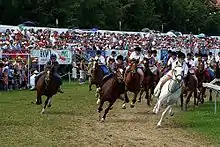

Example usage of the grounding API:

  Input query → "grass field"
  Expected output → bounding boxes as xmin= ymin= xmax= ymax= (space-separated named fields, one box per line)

xmin=176 ymin=101 xmax=220 ymax=144
xmin=0 ymin=82 xmax=220 ymax=146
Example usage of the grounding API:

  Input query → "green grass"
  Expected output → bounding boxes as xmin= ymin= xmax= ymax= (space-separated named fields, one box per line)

xmin=176 ymin=101 xmax=220 ymax=144
xmin=0 ymin=83 xmax=97 ymax=147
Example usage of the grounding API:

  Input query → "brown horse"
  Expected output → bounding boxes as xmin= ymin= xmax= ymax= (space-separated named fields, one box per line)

xmin=138 ymin=58 xmax=159 ymax=105
xmin=36 ymin=65 xmax=60 ymax=114
xmin=122 ymin=59 xmax=141 ymax=109
xmin=180 ymin=72 xmax=199 ymax=111
xmin=88 ymin=59 xmax=105 ymax=97
xmin=196 ymin=62 xmax=213 ymax=104
xmin=97 ymin=68 xmax=125 ymax=122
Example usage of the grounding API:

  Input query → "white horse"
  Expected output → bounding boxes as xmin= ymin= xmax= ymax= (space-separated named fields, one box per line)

xmin=153 ymin=64 xmax=183 ymax=127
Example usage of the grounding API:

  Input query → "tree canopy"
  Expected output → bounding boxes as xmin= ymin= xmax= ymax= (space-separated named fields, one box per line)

xmin=0 ymin=0 xmax=219 ymax=35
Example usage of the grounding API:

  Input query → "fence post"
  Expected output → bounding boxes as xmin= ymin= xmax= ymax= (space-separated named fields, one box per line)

xmin=68 ymin=72 xmax=71 ymax=84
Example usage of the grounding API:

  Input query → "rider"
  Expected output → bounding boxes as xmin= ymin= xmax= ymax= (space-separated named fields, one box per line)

xmin=106 ymin=51 xmax=117 ymax=65
xmin=125 ymin=46 xmax=144 ymax=86
xmin=113 ymin=55 xmax=127 ymax=72
xmin=31 ymin=54 xmax=63 ymax=93
xmin=154 ymin=52 xmax=187 ymax=97
xmin=95 ymin=50 xmax=110 ymax=75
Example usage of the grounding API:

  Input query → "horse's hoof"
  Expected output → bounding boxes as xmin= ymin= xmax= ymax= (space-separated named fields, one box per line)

xmin=130 ymin=103 xmax=135 ymax=108
xmin=170 ymin=112 xmax=174 ymax=116
xmin=36 ymin=102 xmax=42 ymax=105
xmin=41 ymin=110 xmax=45 ymax=114
xmin=156 ymin=123 xmax=161 ymax=128
xmin=96 ymin=99 xmax=100 ymax=105
xmin=122 ymin=104 xmax=126 ymax=109
xmin=100 ymin=118 xmax=105 ymax=122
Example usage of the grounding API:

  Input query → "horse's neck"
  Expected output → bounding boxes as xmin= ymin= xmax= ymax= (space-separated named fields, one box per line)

xmin=168 ymin=78 xmax=181 ymax=92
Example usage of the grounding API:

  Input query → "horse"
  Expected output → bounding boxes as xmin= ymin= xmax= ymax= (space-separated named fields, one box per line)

xmin=88 ymin=59 xmax=105 ymax=97
xmin=97 ymin=68 xmax=125 ymax=122
xmin=196 ymin=62 xmax=214 ymax=103
xmin=122 ymin=59 xmax=141 ymax=109
xmin=35 ymin=65 xmax=60 ymax=114
xmin=153 ymin=64 xmax=183 ymax=127
xmin=138 ymin=58 xmax=159 ymax=105
xmin=180 ymin=71 xmax=199 ymax=111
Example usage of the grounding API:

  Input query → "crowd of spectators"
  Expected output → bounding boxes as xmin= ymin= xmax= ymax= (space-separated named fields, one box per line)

xmin=0 ymin=28 xmax=220 ymax=53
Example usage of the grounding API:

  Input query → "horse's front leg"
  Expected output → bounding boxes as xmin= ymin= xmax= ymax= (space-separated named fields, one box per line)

xmin=47 ymin=97 xmax=52 ymax=107
xmin=138 ymin=88 xmax=144 ymax=102
xmin=42 ymin=97 xmax=50 ymax=114
xmin=209 ymin=89 xmax=213 ymax=102
xmin=185 ymin=91 xmax=193 ymax=111
xmin=131 ymin=91 xmax=139 ymax=108
xmin=89 ymin=82 xmax=92 ymax=91
xmin=122 ymin=91 xmax=129 ymax=109
xmin=180 ymin=93 xmax=184 ymax=111
xmin=101 ymin=101 xmax=115 ymax=122
xmin=145 ymin=88 xmax=151 ymax=106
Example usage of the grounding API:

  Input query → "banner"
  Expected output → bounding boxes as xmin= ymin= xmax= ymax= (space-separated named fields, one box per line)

xmin=38 ymin=49 xmax=72 ymax=65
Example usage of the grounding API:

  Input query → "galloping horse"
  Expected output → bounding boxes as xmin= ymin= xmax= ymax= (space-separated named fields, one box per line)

xmin=97 ymin=68 xmax=125 ymax=122
xmin=88 ymin=59 xmax=105 ymax=97
xmin=138 ymin=58 xmax=159 ymax=105
xmin=36 ymin=65 xmax=60 ymax=114
xmin=122 ymin=59 xmax=141 ymax=109
xmin=153 ymin=63 xmax=183 ymax=127
xmin=196 ymin=61 xmax=214 ymax=103
xmin=180 ymin=72 xmax=199 ymax=111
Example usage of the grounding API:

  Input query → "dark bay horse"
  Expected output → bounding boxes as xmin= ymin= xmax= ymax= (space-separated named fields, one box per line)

xmin=138 ymin=58 xmax=159 ymax=105
xmin=180 ymin=72 xmax=199 ymax=111
xmin=89 ymin=59 xmax=105 ymax=97
xmin=196 ymin=62 xmax=214 ymax=104
xmin=36 ymin=65 xmax=60 ymax=114
xmin=97 ymin=68 xmax=125 ymax=122
xmin=122 ymin=59 xmax=141 ymax=109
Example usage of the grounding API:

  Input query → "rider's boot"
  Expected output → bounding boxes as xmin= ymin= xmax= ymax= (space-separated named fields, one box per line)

xmin=58 ymin=86 xmax=64 ymax=93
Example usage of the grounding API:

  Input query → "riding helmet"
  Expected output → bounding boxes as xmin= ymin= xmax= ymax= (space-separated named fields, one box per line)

xmin=134 ymin=46 xmax=141 ymax=52
xmin=96 ymin=50 xmax=101 ymax=55
xmin=187 ymin=53 xmax=192 ymax=57
xmin=171 ymin=51 xmax=177 ymax=56
xmin=50 ymin=54 xmax=57 ymax=59
xmin=116 ymin=55 xmax=124 ymax=61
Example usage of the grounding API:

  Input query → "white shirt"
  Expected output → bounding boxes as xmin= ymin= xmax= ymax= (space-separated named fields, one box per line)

xmin=129 ymin=51 xmax=144 ymax=63
xmin=168 ymin=57 xmax=177 ymax=66
xmin=172 ymin=61 xmax=188 ymax=77
xmin=208 ymin=56 xmax=214 ymax=64
xmin=95 ymin=55 xmax=106 ymax=65
xmin=106 ymin=55 xmax=116 ymax=64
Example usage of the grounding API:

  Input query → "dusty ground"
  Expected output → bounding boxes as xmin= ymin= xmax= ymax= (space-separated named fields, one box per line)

xmin=71 ymin=99 xmax=216 ymax=147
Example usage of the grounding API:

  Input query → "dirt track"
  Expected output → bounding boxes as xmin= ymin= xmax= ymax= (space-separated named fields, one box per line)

xmin=71 ymin=99 xmax=216 ymax=147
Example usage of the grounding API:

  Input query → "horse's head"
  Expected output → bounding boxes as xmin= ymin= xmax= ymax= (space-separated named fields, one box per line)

xmin=129 ymin=59 xmax=138 ymax=74
xmin=91 ymin=59 xmax=99 ymax=71
xmin=172 ymin=64 xmax=183 ymax=83
xmin=143 ymin=57 xmax=149 ymax=68
xmin=198 ymin=61 xmax=205 ymax=72
xmin=115 ymin=68 xmax=124 ymax=83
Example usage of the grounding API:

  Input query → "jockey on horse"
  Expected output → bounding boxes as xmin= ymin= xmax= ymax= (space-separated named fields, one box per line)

xmin=124 ymin=46 xmax=144 ymax=86
xmin=31 ymin=54 xmax=63 ymax=93
xmin=154 ymin=52 xmax=188 ymax=97
xmin=95 ymin=50 xmax=110 ymax=75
